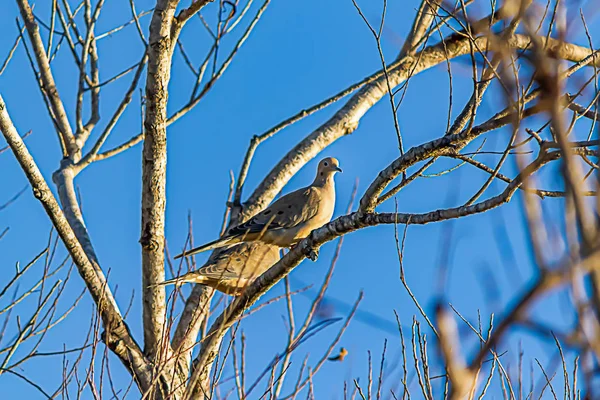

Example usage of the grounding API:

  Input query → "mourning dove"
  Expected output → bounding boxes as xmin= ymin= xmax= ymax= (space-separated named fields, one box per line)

xmin=174 ymin=157 xmax=341 ymax=259
xmin=161 ymin=243 xmax=280 ymax=295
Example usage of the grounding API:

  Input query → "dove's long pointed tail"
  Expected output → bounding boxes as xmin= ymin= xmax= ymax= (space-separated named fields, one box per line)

xmin=155 ymin=274 xmax=207 ymax=287
xmin=174 ymin=236 xmax=237 ymax=259
xmin=156 ymin=277 xmax=185 ymax=286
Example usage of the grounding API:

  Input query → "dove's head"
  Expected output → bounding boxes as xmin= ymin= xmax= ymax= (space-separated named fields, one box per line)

xmin=315 ymin=157 xmax=342 ymax=183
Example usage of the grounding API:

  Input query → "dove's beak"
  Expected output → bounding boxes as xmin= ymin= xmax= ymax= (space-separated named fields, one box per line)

xmin=335 ymin=166 xmax=343 ymax=173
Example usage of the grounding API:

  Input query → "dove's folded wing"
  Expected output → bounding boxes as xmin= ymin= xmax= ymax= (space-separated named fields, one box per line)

xmin=227 ymin=187 xmax=322 ymax=237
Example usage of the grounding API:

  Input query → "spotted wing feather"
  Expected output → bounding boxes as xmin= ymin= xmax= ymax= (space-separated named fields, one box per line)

xmin=227 ymin=187 xmax=321 ymax=237
xmin=197 ymin=243 xmax=279 ymax=280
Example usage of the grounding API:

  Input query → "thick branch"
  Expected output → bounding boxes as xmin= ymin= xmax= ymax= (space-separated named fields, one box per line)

xmin=0 ymin=95 xmax=152 ymax=391
xmin=241 ymin=33 xmax=599 ymax=222
xmin=398 ymin=0 xmax=440 ymax=58
xmin=141 ymin=0 xmax=179 ymax=364
xmin=185 ymin=146 xmax=561 ymax=397
xmin=177 ymin=28 xmax=600 ymax=396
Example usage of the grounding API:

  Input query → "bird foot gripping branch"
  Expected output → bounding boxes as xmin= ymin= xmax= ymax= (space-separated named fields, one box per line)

xmin=288 ymin=238 xmax=319 ymax=261
xmin=304 ymin=246 xmax=319 ymax=261
xmin=164 ymin=158 xmax=342 ymax=294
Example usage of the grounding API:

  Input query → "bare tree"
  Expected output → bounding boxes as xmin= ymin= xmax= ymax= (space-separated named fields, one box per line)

xmin=1 ymin=0 xmax=600 ymax=398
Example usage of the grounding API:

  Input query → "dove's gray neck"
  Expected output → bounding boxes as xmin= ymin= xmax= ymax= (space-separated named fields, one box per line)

xmin=312 ymin=173 xmax=335 ymax=188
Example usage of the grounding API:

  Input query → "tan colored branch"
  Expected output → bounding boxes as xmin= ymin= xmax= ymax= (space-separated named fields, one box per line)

xmin=398 ymin=0 xmax=440 ymax=58
xmin=140 ymin=0 xmax=179 ymax=369
xmin=16 ymin=0 xmax=77 ymax=156
xmin=436 ymin=304 xmax=476 ymax=400
xmin=75 ymin=51 xmax=148 ymax=172
xmin=358 ymin=37 xmax=600 ymax=212
xmin=0 ymin=95 xmax=152 ymax=392
xmin=174 ymin=0 xmax=215 ymax=27
xmin=184 ymin=145 xmax=561 ymax=397
xmin=242 ymin=33 xmax=600 ymax=222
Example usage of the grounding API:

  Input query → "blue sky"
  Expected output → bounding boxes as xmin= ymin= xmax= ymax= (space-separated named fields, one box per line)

xmin=1 ymin=0 xmax=598 ymax=398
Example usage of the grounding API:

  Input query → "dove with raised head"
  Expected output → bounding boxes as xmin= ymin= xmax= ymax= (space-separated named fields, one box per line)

xmin=174 ymin=157 xmax=341 ymax=259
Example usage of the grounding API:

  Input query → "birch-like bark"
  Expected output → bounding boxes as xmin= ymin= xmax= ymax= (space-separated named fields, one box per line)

xmin=398 ymin=0 xmax=440 ymax=58
xmin=188 ymin=32 xmax=600 ymax=394
xmin=9 ymin=0 xmax=214 ymax=395
xmin=7 ymin=0 xmax=600 ymax=395
xmin=0 ymin=95 xmax=153 ymax=391
xmin=242 ymin=34 xmax=598 ymax=223
xmin=139 ymin=2 xmax=216 ymax=387
xmin=16 ymin=0 xmax=77 ymax=156
xmin=184 ymin=146 xmax=557 ymax=399
xmin=141 ymin=0 xmax=180 ymax=362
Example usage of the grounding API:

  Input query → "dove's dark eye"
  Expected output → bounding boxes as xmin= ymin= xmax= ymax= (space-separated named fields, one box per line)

xmin=324 ymin=162 xmax=328 ymax=166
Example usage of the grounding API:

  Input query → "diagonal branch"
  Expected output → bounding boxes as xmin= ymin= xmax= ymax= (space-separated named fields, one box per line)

xmin=398 ymin=0 xmax=441 ymax=58
xmin=16 ymin=0 xmax=77 ymax=157
xmin=242 ymin=33 xmax=600 ymax=223
xmin=75 ymin=51 xmax=149 ymax=172
xmin=0 ymin=95 xmax=153 ymax=392
xmin=174 ymin=0 xmax=215 ymax=27
xmin=184 ymin=140 xmax=567 ymax=398
xmin=358 ymin=39 xmax=600 ymax=212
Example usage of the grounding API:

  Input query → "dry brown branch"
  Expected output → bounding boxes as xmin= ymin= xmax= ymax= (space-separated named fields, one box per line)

xmin=0 ymin=25 xmax=25 ymax=77
xmin=140 ymin=0 xmax=180 ymax=375
xmin=16 ymin=0 xmax=77 ymax=156
xmin=0 ymin=94 xmax=153 ymax=391
xmin=399 ymin=0 xmax=441 ymax=58
xmin=4 ymin=1 xmax=600 ymax=397
xmin=185 ymin=141 xmax=567 ymax=396
xmin=246 ymin=34 xmax=600 ymax=222
xmin=175 ymin=0 xmax=215 ymax=27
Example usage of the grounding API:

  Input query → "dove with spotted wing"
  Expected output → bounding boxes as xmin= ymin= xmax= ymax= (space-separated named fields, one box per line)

xmin=161 ymin=242 xmax=280 ymax=295
xmin=174 ymin=157 xmax=341 ymax=259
